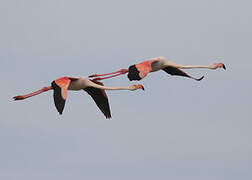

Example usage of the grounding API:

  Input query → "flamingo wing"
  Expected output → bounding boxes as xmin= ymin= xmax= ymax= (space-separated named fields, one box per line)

xmin=51 ymin=77 xmax=71 ymax=114
xmin=162 ymin=66 xmax=204 ymax=81
xmin=128 ymin=60 xmax=157 ymax=81
xmin=83 ymin=80 xmax=111 ymax=119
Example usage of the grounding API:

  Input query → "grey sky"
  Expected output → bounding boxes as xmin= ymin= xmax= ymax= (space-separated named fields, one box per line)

xmin=1 ymin=0 xmax=251 ymax=179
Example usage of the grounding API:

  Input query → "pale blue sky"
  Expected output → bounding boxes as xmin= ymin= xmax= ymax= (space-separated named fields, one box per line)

xmin=1 ymin=0 xmax=251 ymax=179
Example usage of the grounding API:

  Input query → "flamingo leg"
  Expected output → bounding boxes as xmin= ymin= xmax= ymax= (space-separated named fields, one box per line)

xmin=89 ymin=69 xmax=128 ymax=78
xmin=92 ymin=73 xmax=124 ymax=81
xmin=13 ymin=86 xmax=52 ymax=100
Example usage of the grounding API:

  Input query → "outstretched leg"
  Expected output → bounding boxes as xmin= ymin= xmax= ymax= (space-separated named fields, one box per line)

xmin=89 ymin=69 xmax=128 ymax=80
xmin=13 ymin=86 xmax=52 ymax=100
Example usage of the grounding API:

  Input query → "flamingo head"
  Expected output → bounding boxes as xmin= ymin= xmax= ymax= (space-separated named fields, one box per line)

xmin=129 ymin=84 xmax=145 ymax=91
xmin=217 ymin=63 xmax=226 ymax=70
xmin=211 ymin=63 xmax=226 ymax=70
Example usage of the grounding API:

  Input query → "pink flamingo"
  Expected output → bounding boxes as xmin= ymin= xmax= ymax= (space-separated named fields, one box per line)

xmin=13 ymin=76 xmax=144 ymax=118
xmin=89 ymin=56 xmax=226 ymax=81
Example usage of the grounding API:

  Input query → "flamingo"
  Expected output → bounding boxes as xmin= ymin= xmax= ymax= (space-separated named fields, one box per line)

xmin=13 ymin=76 xmax=144 ymax=118
xmin=89 ymin=56 xmax=226 ymax=81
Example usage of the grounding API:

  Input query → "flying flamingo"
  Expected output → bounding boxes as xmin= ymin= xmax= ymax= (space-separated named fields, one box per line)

xmin=13 ymin=76 xmax=144 ymax=118
xmin=89 ymin=56 xmax=226 ymax=81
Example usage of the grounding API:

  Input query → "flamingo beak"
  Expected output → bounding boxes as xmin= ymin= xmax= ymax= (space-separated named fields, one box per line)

xmin=222 ymin=64 xmax=226 ymax=70
xmin=141 ymin=85 xmax=145 ymax=90
xmin=217 ymin=63 xmax=226 ymax=70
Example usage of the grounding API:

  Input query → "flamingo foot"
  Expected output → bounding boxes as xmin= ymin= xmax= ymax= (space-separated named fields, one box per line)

xmin=13 ymin=96 xmax=25 ymax=100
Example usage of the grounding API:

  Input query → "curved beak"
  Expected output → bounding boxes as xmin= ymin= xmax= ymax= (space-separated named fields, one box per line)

xmin=223 ymin=64 xmax=226 ymax=70
xmin=141 ymin=85 xmax=145 ymax=90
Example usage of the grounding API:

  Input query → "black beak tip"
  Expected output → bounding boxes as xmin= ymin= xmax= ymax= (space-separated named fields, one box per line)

xmin=223 ymin=64 xmax=226 ymax=70
xmin=142 ymin=86 xmax=145 ymax=91
xmin=197 ymin=76 xmax=204 ymax=81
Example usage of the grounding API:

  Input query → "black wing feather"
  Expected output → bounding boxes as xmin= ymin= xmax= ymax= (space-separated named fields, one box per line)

xmin=51 ymin=81 xmax=66 ymax=114
xmin=162 ymin=66 xmax=204 ymax=81
xmin=83 ymin=85 xmax=111 ymax=119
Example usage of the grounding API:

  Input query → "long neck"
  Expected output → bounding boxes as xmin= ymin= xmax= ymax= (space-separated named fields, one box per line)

xmin=176 ymin=64 xmax=212 ymax=69
xmin=163 ymin=60 xmax=212 ymax=69
xmin=88 ymin=81 xmax=131 ymax=90
xmin=13 ymin=86 xmax=52 ymax=100
xmin=102 ymin=86 xmax=131 ymax=90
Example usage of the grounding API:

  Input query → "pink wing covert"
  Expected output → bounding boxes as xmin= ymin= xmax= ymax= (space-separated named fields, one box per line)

xmin=54 ymin=77 xmax=71 ymax=100
xmin=135 ymin=59 xmax=157 ymax=79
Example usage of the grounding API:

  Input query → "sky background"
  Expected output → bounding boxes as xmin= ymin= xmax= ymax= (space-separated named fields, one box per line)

xmin=1 ymin=0 xmax=251 ymax=179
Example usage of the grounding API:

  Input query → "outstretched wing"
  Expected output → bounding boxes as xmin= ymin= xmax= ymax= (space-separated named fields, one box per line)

xmin=83 ymin=80 xmax=111 ymax=119
xmin=51 ymin=77 xmax=71 ymax=114
xmin=162 ymin=66 xmax=204 ymax=81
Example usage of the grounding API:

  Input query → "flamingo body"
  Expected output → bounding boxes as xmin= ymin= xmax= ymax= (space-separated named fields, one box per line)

xmin=128 ymin=59 xmax=157 ymax=80
xmin=50 ymin=76 xmax=112 ymax=117
xmin=14 ymin=76 xmax=144 ymax=118
xmin=127 ymin=57 xmax=205 ymax=81
xmin=90 ymin=56 xmax=226 ymax=81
